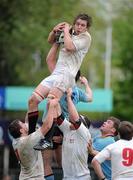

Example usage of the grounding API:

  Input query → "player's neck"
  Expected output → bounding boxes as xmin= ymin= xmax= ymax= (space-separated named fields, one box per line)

xmin=21 ymin=132 xmax=28 ymax=137
xmin=101 ymin=132 xmax=114 ymax=138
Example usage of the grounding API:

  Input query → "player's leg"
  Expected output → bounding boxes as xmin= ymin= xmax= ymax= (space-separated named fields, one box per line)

xmin=48 ymin=87 xmax=63 ymax=100
xmin=35 ymin=88 xmax=63 ymax=150
xmin=34 ymin=76 xmax=64 ymax=151
xmin=42 ymin=149 xmax=55 ymax=180
xmin=52 ymin=126 xmax=63 ymax=168
xmin=27 ymin=83 xmax=50 ymax=126
xmin=33 ymin=100 xmax=57 ymax=151
xmin=53 ymin=145 xmax=62 ymax=168
xmin=29 ymin=84 xmax=50 ymax=112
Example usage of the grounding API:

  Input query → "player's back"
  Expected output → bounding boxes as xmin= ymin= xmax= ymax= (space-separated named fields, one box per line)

xmin=109 ymin=139 xmax=133 ymax=179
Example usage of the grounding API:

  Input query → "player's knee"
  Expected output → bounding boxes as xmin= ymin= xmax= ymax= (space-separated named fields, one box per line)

xmin=49 ymin=87 xmax=63 ymax=100
xmin=28 ymin=95 xmax=39 ymax=108
xmin=47 ymin=93 xmax=57 ymax=100
xmin=56 ymin=159 xmax=62 ymax=168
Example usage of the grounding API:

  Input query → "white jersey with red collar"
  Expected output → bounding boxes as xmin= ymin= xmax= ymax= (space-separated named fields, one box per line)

xmin=59 ymin=119 xmax=91 ymax=179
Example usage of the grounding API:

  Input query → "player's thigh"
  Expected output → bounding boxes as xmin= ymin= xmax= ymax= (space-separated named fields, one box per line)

xmin=41 ymin=149 xmax=53 ymax=166
xmin=54 ymin=145 xmax=62 ymax=167
xmin=49 ymin=87 xmax=63 ymax=99
xmin=34 ymin=83 xmax=50 ymax=99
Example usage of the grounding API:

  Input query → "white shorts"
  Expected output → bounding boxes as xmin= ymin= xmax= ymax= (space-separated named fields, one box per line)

xmin=40 ymin=72 xmax=75 ymax=92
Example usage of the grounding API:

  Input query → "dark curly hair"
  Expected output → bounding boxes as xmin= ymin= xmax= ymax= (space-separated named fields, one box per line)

xmin=73 ymin=13 xmax=92 ymax=28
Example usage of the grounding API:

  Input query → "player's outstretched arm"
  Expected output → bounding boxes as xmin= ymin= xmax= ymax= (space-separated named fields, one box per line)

xmin=79 ymin=76 xmax=93 ymax=102
xmin=40 ymin=99 xmax=59 ymax=135
xmin=67 ymin=88 xmax=79 ymax=122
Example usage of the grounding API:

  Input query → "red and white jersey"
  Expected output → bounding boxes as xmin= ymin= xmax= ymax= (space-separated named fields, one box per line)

xmin=59 ymin=119 xmax=91 ymax=179
xmin=94 ymin=139 xmax=133 ymax=180
xmin=13 ymin=129 xmax=44 ymax=180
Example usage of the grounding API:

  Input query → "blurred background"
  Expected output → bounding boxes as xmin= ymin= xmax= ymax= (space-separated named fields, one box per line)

xmin=0 ymin=0 xmax=133 ymax=179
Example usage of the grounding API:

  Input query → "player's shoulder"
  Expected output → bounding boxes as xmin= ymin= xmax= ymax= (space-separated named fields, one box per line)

xmin=105 ymin=136 xmax=115 ymax=144
xmin=73 ymin=86 xmax=82 ymax=93
xmin=28 ymin=128 xmax=43 ymax=139
xmin=13 ymin=136 xmax=27 ymax=150
xmin=107 ymin=139 xmax=122 ymax=149
xmin=80 ymin=31 xmax=91 ymax=40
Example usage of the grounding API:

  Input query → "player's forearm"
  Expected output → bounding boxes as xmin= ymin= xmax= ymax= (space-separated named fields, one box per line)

xmin=89 ymin=149 xmax=99 ymax=156
xmin=88 ymin=142 xmax=99 ymax=156
xmin=85 ymin=84 xmax=93 ymax=102
xmin=48 ymin=30 xmax=56 ymax=44
xmin=46 ymin=43 xmax=59 ymax=73
xmin=67 ymin=96 xmax=79 ymax=122
xmin=91 ymin=159 xmax=106 ymax=180
xmin=64 ymin=31 xmax=75 ymax=51
xmin=80 ymin=77 xmax=93 ymax=102
xmin=41 ymin=106 xmax=55 ymax=134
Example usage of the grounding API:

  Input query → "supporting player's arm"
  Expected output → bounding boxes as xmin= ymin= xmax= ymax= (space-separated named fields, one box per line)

xmin=91 ymin=158 xmax=106 ymax=180
xmin=79 ymin=76 xmax=93 ymax=102
xmin=40 ymin=99 xmax=59 ymax=135
xmin=67 ymin=88 xmax=81 ymax=129
xmin=67 ymin=88 xmax=79 ymax=121
xmin=88 ymin=141 xmax=111 ymax=161
xmin=87 ymin=141 xmax=99 ymax=156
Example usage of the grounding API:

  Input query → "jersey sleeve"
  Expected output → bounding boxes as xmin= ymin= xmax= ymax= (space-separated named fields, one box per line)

xmin=58 ymin=119 xmax=71 ymax=134
xmin=28 ymin=128 xmax=44 ymax=146
xmin=72 ymin=33 xmax=91 ymax=52
xmin=77 ymin=87 xmax=89 ymax=102
xmin=76 ymin=123 xmax=91 ymax=141
xmin=94 ymin=144 xmax=112 ymax=163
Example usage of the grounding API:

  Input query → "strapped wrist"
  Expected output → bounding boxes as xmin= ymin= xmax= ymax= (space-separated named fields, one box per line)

xmin=71 ymin=119 xmax=81 ymax=129
xmin=57 ymin=114 xmax=65 ymax=126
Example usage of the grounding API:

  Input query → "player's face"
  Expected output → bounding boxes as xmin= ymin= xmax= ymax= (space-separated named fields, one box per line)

xmin=100 ymin=120 xmax=115 ymax=134
xmin=19 ymin=121 xmax=28 ymax=135
xmin=74 ymin=19 xmax=87 ymax=35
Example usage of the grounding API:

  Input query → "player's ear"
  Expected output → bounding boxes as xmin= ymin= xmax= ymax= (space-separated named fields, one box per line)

xmin=111 ymin=127 xmax=116 ymax=135
xmin=20 ymin=128 xmax=24 ymax=134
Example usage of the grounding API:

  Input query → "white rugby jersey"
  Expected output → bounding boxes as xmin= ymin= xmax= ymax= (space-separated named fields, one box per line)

xmin=94 ymin=139 xmax=133 ymax=180
xmin=59 ymin=119 xmax=91 ymax=179
xmin=53 ymin=31 xmax=91 ymax=78
xmin=13 ymin=129 xmax=44 ymax=180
